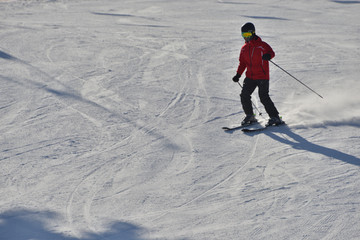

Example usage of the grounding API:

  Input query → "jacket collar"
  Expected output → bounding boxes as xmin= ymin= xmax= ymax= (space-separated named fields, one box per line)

xmin=246 ymin=35 xmax=261 ymax=46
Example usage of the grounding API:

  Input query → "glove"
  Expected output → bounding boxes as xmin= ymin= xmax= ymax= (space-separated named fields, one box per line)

xmin=262 ymin=53 xmax=271 ymax=61
xmin=232 ymin=73 xmax=241 ymax=82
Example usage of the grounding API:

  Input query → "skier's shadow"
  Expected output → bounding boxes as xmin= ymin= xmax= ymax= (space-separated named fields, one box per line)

xmin=0 ymin=209 xmax=147 ymax=240
xmin=260 ymin=125 xmax=360 ymax=167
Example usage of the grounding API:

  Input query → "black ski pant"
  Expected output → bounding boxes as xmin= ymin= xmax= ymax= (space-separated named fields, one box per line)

xmin=240 ymin=78 xmax=279 ymax=118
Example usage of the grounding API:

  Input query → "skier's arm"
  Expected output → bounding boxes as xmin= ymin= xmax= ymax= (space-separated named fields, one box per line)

xmin=237 ymin=61 xmax=246 ymax=75
xmin=237 ymin=49 xmax=247 ymax=75
xmin=262 ymin=42 xmax=275 ymax=60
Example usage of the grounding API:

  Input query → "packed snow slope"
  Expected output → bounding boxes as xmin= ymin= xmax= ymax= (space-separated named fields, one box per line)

xmin=1 ymin=0 xmax=360 ymax=239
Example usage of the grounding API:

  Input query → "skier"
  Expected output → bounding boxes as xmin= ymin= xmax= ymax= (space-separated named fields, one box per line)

xmin=232 ymin=22 xmax=283 ymax=126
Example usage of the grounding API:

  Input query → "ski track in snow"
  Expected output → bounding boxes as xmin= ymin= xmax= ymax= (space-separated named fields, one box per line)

xmin=1 ymin=0 xmax=360 ymax=239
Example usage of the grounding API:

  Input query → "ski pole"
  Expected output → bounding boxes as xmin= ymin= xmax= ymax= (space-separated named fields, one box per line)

xmin=237 ymin=82 xmax=263 ymax=116
xmin=270 ymin=60 xmax=323 ymax=99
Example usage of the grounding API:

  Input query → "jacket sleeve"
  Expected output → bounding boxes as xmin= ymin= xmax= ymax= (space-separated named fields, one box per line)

xmin=237 ymin=48 xmax=247 ymax=75
xmin=264 ymin=42 xmax=275 ymax=59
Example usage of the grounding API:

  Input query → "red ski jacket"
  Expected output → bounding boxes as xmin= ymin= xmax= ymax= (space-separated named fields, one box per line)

xmin=236 ymin=36 xmax=275 ymax=80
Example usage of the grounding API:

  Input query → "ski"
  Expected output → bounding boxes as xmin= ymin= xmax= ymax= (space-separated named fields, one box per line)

xmin=242 ymin=122 xmax=286 ymax=133
xmin=242 ymin=126 xmax=268 ymax=133
xmin=222 ymin=122 xmax=258 ymax=131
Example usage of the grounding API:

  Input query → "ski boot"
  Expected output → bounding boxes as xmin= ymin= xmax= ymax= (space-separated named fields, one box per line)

xmin=241 ymin=114 xmax=257 ymax=126
xmin=266 ymin=116 xmax=284 ymax=127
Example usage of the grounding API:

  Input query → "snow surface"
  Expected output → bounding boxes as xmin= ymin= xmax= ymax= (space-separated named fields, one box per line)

xmin=1 ymin=0 xmax=360 ymax=239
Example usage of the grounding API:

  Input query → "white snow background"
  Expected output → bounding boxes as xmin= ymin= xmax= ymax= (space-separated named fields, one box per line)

xmin=1 ymin=0 xmax=360 ymax=239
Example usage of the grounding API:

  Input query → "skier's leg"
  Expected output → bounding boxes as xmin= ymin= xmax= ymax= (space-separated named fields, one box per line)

xmin=240 ymin=78 xmax=257 ymax=115
xmin=258 ymin=80 xmax=279 ymax=117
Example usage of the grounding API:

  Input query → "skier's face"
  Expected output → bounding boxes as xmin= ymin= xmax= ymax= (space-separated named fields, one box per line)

xmin=242 ymin=31 xmax=253 ymax=42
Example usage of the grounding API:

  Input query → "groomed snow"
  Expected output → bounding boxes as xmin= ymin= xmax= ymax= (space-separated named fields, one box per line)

xmin=1 ymin=0 xmax=360 ymax=239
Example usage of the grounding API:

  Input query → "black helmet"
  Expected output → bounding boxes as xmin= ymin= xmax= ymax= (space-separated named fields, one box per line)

xmin=241 ymin=22 xmax=255 ymax=42
xmin=241 ymin=22 xmax=255 ymax=34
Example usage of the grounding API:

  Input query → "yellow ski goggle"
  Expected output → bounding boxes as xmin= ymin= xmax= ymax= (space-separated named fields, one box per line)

xmin=242 ymin=32 xmax=253 ymax=38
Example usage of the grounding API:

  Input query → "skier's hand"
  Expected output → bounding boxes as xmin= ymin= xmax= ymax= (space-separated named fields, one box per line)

xmin=232 ymin=74 xmax=241 ymax=82
xmin=262 ymin=53 xmax=271 ymax=61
